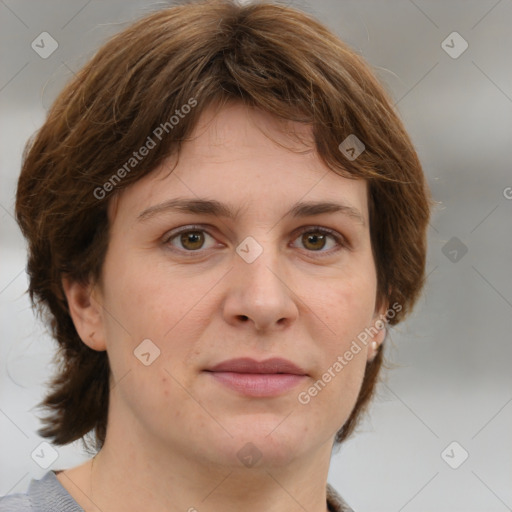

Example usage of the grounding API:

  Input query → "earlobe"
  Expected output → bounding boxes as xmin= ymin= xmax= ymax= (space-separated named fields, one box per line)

xmin=61 ymin=276 xmax=107 ymax=351
xmin=367 ymin=303 xmax=388 ymax=362
xmin=368 ymin=328 xmax=386 ymax=363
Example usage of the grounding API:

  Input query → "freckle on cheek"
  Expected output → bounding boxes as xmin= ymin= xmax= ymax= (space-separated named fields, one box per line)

xmin=162 ymin=377 xmax=169 ymax=397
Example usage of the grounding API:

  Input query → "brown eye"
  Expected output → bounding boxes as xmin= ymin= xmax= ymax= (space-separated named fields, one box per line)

xmin=165 ymin=227 xmax=217 ymax=252
xmin=301 ymin=232 xmax=327 ymax=251
xmin=179 ymin=231 xmax=205 ymax=250
xmin=291 ymin=226 xmax=345 ymax=256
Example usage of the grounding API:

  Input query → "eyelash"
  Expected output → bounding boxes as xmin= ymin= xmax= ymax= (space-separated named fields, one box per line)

xmin=162 ymin=224 xmax=347 ymax=258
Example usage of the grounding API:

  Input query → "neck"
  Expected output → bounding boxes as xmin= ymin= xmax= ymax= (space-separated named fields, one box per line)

xmin=87 ymin=419 xmax=333 ymax=512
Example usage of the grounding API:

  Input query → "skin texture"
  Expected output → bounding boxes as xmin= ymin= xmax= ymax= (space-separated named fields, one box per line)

xmin=59 ymin=101 xmax=386 ymax=512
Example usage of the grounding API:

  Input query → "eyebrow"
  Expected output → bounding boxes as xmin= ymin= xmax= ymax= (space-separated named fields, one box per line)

xmin=137 ymin=197 xmax=366 ymax=226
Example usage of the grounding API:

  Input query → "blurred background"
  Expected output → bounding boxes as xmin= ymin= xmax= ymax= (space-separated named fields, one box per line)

xmin=0 ymin=1 xmax=511 ymax=510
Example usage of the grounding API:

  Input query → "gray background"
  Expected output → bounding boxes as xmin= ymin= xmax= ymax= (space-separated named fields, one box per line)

xmin=1 ymin=1 xmax=511 ymax=510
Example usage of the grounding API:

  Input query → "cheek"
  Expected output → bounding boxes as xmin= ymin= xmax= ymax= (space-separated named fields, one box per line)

xmin=296 ymin=352 xmax=367 ymax=440
xmin=99 ymin=257 xmax=215 ymax=390
xmin=294 ymin=274 xmax=377 ymax=421
xmin=314 ymin=273 xmax=378 ymax=346
xmin=110 ymin=362 xmax=209 ymax=440
xmin=100 ymin=249 xmax=191 ymax=338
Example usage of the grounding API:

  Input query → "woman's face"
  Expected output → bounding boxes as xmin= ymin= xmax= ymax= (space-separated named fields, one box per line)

xmin=79 ymin=102 xmax=385 ymax=469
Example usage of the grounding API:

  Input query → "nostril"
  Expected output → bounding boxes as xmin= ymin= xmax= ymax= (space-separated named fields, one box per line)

xmin=239 ymin=315 xmax=249 ymax=322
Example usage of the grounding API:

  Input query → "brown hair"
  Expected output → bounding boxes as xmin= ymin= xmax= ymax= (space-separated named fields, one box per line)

xmin=15 ymin=0 xmax=430 ymax=450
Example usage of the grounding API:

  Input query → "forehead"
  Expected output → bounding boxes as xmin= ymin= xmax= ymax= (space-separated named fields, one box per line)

xmin=110 ymin=102 xmax=368 ymax=224
xmin=186 ymin=101 xmax=316 ymax=157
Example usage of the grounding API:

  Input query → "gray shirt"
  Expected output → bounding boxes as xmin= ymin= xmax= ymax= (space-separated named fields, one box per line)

xmin=0 ymin=471 xmax=354 ymax=511
xmin=0 ymin=472 xmax=83 ymax=512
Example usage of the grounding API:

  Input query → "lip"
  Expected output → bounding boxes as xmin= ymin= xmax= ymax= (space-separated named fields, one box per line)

xmin=204 ymin=357 xmax=308 ymax=397
xmin=207 ymin=357 xmax=307 ymax=375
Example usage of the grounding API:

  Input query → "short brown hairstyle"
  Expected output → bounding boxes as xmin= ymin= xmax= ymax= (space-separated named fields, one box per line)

xmin=15 ymin=0 xmax=430 ymax=450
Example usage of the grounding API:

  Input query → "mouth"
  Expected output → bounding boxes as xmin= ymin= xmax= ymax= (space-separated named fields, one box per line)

xmin=203 ymin=357 xmax=308 ymax=397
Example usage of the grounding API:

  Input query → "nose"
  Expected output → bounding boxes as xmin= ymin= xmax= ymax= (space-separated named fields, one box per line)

xmin=221 ymin=242 xmax=299 ymax=333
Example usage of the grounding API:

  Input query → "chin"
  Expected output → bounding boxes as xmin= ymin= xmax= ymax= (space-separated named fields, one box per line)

xmin=207 ymin=416 xmax=316 ymax=470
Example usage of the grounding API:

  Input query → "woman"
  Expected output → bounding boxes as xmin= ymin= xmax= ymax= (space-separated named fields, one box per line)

xmin=2 ymin=0 xmax=430 ymax=510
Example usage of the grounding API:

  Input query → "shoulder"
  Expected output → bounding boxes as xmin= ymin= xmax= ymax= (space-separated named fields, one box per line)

xmin=0 ymin=492 xmax=31 ymax=511
xmin=0 ymin=471 xmax=84 ymax=512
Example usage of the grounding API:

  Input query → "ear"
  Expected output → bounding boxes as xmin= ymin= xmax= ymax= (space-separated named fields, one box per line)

xmin=367 ymin=301 xmax=388 ymax=363
xmin=62 ymin=276 xmax=107 ymax=351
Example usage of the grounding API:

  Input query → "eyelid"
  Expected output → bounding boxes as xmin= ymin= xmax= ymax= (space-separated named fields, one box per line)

xmin=162 ymin=224 xmax=348 ymax=256
xmin=162 ymin=224 xmax=212 ymax=243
